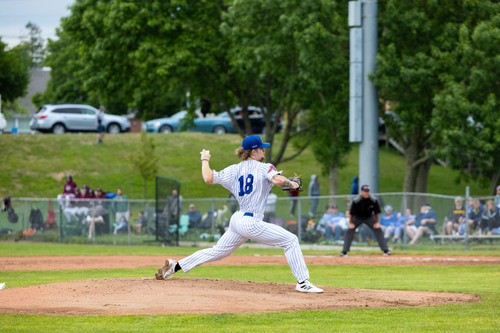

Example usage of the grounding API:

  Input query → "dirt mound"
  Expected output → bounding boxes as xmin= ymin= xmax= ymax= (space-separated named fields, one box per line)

xmin=0 ymin=277 xmax=480 ymax=315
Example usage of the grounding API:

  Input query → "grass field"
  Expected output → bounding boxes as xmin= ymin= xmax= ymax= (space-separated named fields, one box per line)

xmin=0 ymin=242 xmax=499 ymax=332
xmin=0 ymin=132 xmax=491 ymax=199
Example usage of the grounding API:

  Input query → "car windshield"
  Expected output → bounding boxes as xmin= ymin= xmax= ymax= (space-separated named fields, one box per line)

xmin=170 ymin=111 xmax=188 ymax=119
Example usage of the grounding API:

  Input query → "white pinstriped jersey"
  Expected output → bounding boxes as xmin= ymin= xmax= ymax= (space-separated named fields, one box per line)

xmin=213 ymin=160 xmax=280 ymax=214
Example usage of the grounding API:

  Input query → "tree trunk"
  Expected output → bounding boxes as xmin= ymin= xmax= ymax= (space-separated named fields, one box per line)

xmin=328 ymin=165 xmax=338 ymax=205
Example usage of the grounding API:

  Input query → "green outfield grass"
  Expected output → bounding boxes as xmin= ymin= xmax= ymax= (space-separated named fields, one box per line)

xmin=0 ymin=132 xmax=491 ymax=199
xmin=0 ymin=242 xmax=499 ymax=332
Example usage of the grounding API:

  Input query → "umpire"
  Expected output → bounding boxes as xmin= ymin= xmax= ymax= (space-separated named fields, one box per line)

xmin=340 ymin=185 xmax=391 ymax=257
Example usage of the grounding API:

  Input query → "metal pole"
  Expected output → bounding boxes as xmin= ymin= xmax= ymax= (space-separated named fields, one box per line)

xmin=403 ymin=193 xmax=407 ymax=250
xmin=359 ymin=0 xmax=379 ymax=192
xmin=297 ymin=197 xmax=302 ymax=242
xmin=464 ymin=187 xmax=469 ymax=250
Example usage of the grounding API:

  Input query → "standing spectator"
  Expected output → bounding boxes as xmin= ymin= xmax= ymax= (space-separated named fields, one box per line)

xmin=340 ymin=185 xmax=390 ymax=256
xmin=480 ymin=200 xmax=500 ymax=235
xmin=96 ymin=105 xmax=105 ymax=144
xmin=495 ymin=185 xmax=500 ymax=209
xmin=165 ymin=189 xmax=183 ymax=232
xmin=186 ymin=204 xmax=202 ymax=228
xmin=288 ymin=189 xmax=300 ymax=217
xmin=264 ymin=192 xmax=278 ymax=222
xmin=308 ymin=175 xmax=320 ymax=218
xmin=112 ymin=188 xmax=129 ymax=225
xmin=406 ymin=203 xmax=438 ymax=244
xmin=350 ymin=176 xmax=359 ymax=195
xmin=380 ymin=205 xmax=402 ymax=242
xmin=57 ymin=174 xmax=78 ymax=209
xmin=465 ymin=198 xmax=485 ymax=235
xmin=444 ymin=196 xmax=466 ymax=235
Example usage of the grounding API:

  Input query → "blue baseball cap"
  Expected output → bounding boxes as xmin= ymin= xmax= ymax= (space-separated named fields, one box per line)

xmin=242 ymin=135 xmax=270 ymax=150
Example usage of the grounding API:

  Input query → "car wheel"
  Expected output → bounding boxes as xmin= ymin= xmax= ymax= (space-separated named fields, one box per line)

xmin=107 ymin=123 xmax=121 ymax=134
xmin=213 ymin=125 xmax=226 ymax=135
xmin=159 ymin=125 xmax=173 ymax=134
xmin=52 ymin=123 xmax=66 ymax=134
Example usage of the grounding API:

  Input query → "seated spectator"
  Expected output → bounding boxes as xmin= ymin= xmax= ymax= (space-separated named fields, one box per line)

xmin=406 ymin=203 xmax=438 ymax=244
xmin=381 ymin=205 xmax=405 ymax=243
xmin=86 ymin=208 xmax=104 ymax=239
xmin=75 ymin=185 xmax=92 ymax=218
xmin=134 ymin=211 xmax=147 ymax=234
xmin=380 ymin=205 xmax=401 ymax=241
xmin=113 ymin=215 xmax=128 ymax=234
xmin=480 ymin=200 xmax=500 ymax=235
xmin=186 ymin=204 xmax=202 ymax=228
xmin=316 ymin=205 xmax=345 ymax=242
xmin=63 ymin=187 xmax=81 ymax=223
xmin=57 ymin=174 xmax=77 ymax=209
xmin=443 ymin=197 xmax=466 ymax=235
xmin=464 ymin=198 xmax=485 ymax=235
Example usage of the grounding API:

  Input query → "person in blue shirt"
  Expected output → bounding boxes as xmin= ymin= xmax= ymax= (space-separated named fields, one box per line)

xmin=406 ymin=203 xmax=437 ymax=245
xmin=463 ymin=198 xmax=485 ymax=235
xmin=380 ymin=205 xmax=402 ymax=243
xmin=317 ymin=205 xmax=345 ymax=242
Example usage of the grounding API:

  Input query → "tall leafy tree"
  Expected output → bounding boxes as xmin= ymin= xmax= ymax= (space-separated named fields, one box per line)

xmin=24 ymin=22 xmax=46 ymax=69
xmin=373 ymin=0 xmax=483 ymax=193
xmin=0 ymin=39 xmax=31 ymax=106
xmin=432 ymin=3 xmax=500 ymax=193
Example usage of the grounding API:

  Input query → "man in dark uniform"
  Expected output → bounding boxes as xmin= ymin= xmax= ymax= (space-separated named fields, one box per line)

xmin=340 ymin=185 xmax=391 ymax=257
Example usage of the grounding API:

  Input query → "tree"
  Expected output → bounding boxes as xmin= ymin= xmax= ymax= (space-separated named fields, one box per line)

xmin=373 ymin=0 xmax=485 ymax=193
xmin=0 ymin=39 xmax=31 ymax=106
xmin=432 ymin=4 xmax=500 ymax=193
xmin=24 ymin=22 xmax=46 ymax=69
xmin=130 ymin=131 xmax=160 ymax=199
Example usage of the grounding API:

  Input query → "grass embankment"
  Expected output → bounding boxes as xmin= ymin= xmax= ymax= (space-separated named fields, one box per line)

xmin=0 ymin=132 xmax=490 ymax=199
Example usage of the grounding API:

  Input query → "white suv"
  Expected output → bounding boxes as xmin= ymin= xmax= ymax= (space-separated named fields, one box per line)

xmin=0 ymin=112 xmax=6 ymax=133
xmin=30 ymin=104 xmax=130 ymax=134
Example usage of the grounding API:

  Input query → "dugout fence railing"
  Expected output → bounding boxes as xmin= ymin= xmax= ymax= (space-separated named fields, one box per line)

xmin=1 ymin=191 xmax=498 ymax=250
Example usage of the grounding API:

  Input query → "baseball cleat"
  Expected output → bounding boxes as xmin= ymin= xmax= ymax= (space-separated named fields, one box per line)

xmin=296 ymin=280 xmax=324 ymax=293
xmin=339 ymin=251 xmax=347 ymax=257
xmin=155 ymin=259 xmax=177 ymax=280
xmin=383 ymin=250 xmax=392 ymax=256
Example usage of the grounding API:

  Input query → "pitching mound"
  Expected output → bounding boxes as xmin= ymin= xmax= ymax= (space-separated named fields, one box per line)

xmin=0 ymin=277 xmax=480 ymax=315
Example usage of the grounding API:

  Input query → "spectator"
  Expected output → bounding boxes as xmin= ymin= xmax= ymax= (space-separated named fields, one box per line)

xmin=75 ymin=185 xmax=92 ymax=218
xmin=164 ymin=189 xmax=183 ymax=234
xmin=86 ymin=209 xmax=104 ymax=239
xmin=480 ymin=200 xmax=500 ymax=235
xmin=396 ymin=208 xmax=415 ymax=243
xmin=316 ymin=205 xmax=343 ymax=242
xmin=464 ymin=198 xmax=485 ymax=235
xmin=350 ymin=176 xmax=359 ymax=195
xmin=495 ymin=185 xmax=500 ymax=209
xmin=444 ymin=196 xmax=466 ymax=235
xmin=57 ymin=174 xmax=78 ymax=209
xmin=134 ymin=211 xmax=147 ymax=234
xmin=308 ymin=175 xmax=320 ymax=218
xmin=186 ymin=204 xmax=202 ymax=228
xmin=62 ymin=187 xmax=81 ymax=223
xmin=227 ymin=193 xmax=238 ymax=214
xmin=407 ymin=203 xmax=438 ymax=245
xmin=96 ymin=105 xmax=105 ymax=144
xmin=288 ymin=188 xmax=300 ymax=217
xmin=112 ymin=188 xmax=129 ymax=226
xmin=113 ymin=215 xmax=128 ymax=234
xmin=264 ymin=192 xmax=278 ymax=222
xmin=380 ymin=205 xmax=402 ymax=242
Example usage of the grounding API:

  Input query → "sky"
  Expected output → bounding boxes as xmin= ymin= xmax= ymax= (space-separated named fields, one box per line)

xmin=0 ymin=0 xmax=74 ymax=48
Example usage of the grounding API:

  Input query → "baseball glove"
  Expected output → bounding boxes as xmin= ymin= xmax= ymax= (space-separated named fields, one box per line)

xmin=282 ymin=177 xmax=303 ymax=192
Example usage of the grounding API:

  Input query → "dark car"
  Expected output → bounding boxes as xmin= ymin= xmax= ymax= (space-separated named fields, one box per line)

xmin=220 ymin=106 xmax=283 ymax=134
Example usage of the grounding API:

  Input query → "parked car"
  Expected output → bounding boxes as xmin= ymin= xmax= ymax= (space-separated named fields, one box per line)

xmin=30 ymin=104 xmax=130 ymax=134
xmin=0 ymin=112 xmax=6 ymax=133
xmin=219 ymin=106 xmax=283 ymax=134
xmin=144 ymin=110 xmax=236 ymax=134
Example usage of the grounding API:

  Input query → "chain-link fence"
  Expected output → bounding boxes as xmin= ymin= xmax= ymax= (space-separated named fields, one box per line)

xmin=1 ymin=191 xmax=498 ymax=250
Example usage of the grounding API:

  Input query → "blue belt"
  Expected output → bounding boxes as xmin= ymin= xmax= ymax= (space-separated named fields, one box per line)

xmin=243 ymin=212 xmax=254 ymax=217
